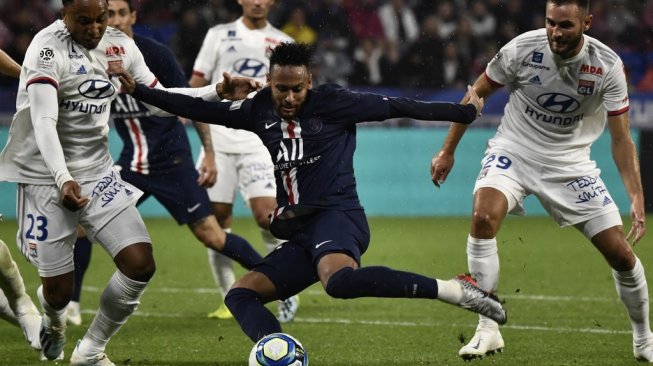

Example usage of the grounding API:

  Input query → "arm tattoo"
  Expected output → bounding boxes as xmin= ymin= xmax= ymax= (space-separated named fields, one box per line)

xmin=193 ymin=121 xmax=214 ymax=153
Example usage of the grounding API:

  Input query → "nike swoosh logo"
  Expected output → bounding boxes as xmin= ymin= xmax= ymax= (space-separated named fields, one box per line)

xmin=315 ymin=240 xmax=332 ymax=249
xmin=187 ymin=203 xmax=201 ymax=213
xmin=265 ymin=121 xmax=278 ymax=129
xmin=471 ymin=338 xmax=482 ymax=350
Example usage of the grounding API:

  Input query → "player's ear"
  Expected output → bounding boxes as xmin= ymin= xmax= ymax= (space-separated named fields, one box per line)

xmin=266 ymin=73 xmax=271 ymax=84
xmin=583 ymin=14 xmax=592 ymax=32
xmin=307 ymin=74 xmax=313 ymax=89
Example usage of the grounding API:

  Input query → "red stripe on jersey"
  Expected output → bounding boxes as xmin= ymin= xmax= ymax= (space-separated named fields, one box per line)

xmin=607 ymin=106 xmax=630 ymax=116
xmin=283 ymin=171 xmax=295 ymax=205
xmin=127 ymin=118 xmax=145 ymax=173
xmin=483 ymin=72 xmax=503 ymax=87
xmin=26 ymin=77 xmax=58 ymax=89
xmin=148 ymin=78 xmax=159 ymax=88
xmin=286 ymin=119 xmax=296 ymax=138
xmin=192 ymin=70 xmax=205 ymax=78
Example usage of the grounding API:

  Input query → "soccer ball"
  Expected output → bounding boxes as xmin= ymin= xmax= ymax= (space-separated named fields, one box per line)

xmin=248 ymin=333 xmax=308 ymax=366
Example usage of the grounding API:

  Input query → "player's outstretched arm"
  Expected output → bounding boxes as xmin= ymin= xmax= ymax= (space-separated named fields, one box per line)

xmin=431 ymin=75 xmax=498 ymax=187
xmin=0 ymin=49 xmax=20 ymax=78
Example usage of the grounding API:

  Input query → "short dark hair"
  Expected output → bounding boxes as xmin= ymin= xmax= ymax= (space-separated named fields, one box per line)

xmin=269 ymin=43 xmax=313 ymax=69
xmin=547 ymin=0 xmax=590 ymax=10
xmin=62 ymin=0 xmax=111 ymax=7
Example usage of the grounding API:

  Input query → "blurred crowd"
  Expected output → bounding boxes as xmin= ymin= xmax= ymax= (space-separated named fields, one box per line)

xmin=1 ymin=0 xmax=653 ymax=92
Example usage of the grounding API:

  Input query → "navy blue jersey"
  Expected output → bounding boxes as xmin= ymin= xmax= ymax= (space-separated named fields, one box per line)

xmin=133 ymin=83 xmax=477 ymax=214
xmin=112 ymin=35 xmax=193 ymax=174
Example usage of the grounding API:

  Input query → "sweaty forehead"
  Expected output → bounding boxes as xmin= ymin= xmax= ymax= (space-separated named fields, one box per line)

xmin=546 ymin=3 xmax=584 ymax=21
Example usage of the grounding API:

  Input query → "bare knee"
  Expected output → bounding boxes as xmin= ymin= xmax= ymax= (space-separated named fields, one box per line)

xmin=114 ymin=242 xmax=156 ymax=282
xmin=41 ymin=273 xmax=75 ymax=309
xmin=470 ymin=209 xmax=501 ymax=237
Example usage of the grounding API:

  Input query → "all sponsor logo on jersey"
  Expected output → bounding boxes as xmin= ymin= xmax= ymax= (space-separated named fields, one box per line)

xmin=228 ymin=30 xmax=236 ymax=37
xmin=233 ymin=58 xmax=267 ymax=78
xmin=78 ymin=79 xmax=116 ymax=99
xmin=580 ymin=64 xmax=603 ymax=76
xmin=577 ymin=79 xmax=595 ymax=95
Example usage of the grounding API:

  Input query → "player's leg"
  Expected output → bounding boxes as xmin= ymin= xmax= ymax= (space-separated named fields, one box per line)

xmin=72 ymin=205 xmax=153 ymax=365
xmin=17 ymin=183 xmax=77 ymax=360
xmin=578 ymin=213 xmax=653 ymax=361
xmin=0 ymin=238 xmax=41 ymax=350
xmin=225 ymin=241 xmax=318 ymax=342
xmin=67 ymin=226 xmax=92 ymax=326
xmin=460 ymin=149 xmax=526 ymax=360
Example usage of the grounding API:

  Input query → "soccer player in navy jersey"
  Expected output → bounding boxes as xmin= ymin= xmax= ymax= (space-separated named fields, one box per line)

xmin=66 ymin=0 xmax=265 ymax=326
xmin=111 ymin=42 xmax=508 ymax=344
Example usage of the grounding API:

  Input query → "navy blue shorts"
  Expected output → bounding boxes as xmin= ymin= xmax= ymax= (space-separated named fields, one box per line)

xmin=253 ymin=209 xmax=370 ymax=300
xmin=118 ymin=165 xmax=212 ymax=225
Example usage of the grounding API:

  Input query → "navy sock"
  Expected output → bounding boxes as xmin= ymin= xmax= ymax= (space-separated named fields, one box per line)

xmin=225 ymin=287 xmax=281 ymax=342
xmin=325 ymin=266 xmax=438 ymax=299
xmin=72 ymin=236 xmax=93 ymax=302
xmin=219 ymin=233 xmax=263 ymax=270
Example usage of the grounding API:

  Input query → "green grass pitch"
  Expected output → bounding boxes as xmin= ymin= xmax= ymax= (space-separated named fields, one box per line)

xmin=0 ymin=216 xmax=651 ymax=365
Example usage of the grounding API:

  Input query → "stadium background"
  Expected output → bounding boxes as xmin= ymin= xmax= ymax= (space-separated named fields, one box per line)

xmin=0 ymin=0 xmax=652 ymax=218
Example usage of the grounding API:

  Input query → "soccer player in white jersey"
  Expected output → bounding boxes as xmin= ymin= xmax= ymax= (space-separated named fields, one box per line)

xmin=432 ymin=0 xmax=652 ymax=361
xmin=0 ymin=1 xmax=227 ymax=364
xmin=188 ymin=0 xmax=299 ymax=322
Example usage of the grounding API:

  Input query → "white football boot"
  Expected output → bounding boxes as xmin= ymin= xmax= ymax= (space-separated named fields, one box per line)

xmin=39 ymin=316 xmax=66 ymax=361
xmin=458 ymin=323 xmax=505 ymax=360
xmin=634 ymin=337 xmax=653 ymax=362
xmin=70 ymin=341 xmax=116 ymax=366
xmin=66 ymin=301 xmax=82 ymax=326
xmin=278 ymin=295 xmax=300 ymax=323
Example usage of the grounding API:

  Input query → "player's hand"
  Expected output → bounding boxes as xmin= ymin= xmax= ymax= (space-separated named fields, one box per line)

xmin=466 ymin=85 xmax=484 ymax=118
xmin=217 ymin=72 xmax=262 ymax=100
xmin=431 ymin=150 xmax=455 ymax=188
xmin=107 ymin=64 xmax=136 ymax=94
xmin=626 ymin=200 xmax=646 ymax=245
xmin=61 ymin=180 xmax=89 ymax=211
xmin=197 ymin=152 xmax=217 ymax=188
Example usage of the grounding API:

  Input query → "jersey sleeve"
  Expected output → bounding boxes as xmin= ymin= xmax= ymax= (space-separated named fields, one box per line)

xmin=148 ymin=41 xmax=187 ymax=88
xmin=485 ymin=39 xmax=517 ymax=87
xmin=603 ymin=59 xmax=630 ymax=116
xmin=133 ymin=83 xmax=255 ymax=131
xmin=22 ymin=35 xmax=64 ymax=90
xmin=321 ymin=86 xmax=392 ymax=123
xmin=192 ymin=27 xmax=220 ymax=81
xmin=125 ymin=39 xmax=158 ymax=88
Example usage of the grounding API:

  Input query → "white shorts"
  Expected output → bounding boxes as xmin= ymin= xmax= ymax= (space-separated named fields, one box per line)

xmin=198 ymin=149 xmax=276 ymax=204
xmin=16 ymin=168 xmax=150 ymax=277
xmin=473 ymin=147 xmax=621 ymax=227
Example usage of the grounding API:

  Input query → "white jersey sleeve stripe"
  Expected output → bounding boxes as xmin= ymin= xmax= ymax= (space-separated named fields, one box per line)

xmin=483 ymin=72 xmax=503 ymax=87
xmin=26 ymin=77 xmax=58 ymax=89
xmin=608 ymin=106 xmax=629 ymax=116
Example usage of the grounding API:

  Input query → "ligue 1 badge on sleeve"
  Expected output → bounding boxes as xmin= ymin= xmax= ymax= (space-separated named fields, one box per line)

xmin=38 ymin=47 xmax=55 ymax=69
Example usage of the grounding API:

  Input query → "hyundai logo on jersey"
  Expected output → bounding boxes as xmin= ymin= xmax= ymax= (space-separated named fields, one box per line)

xmin=536 ymin=93 xmax=581 ymax=113
xmin=78 ymin=80 xmax=116 ymax=99
xmin=233 ymin=58 xmax=267 ymax=78
xmin=532 ymin=52 xmax=544 ymax=63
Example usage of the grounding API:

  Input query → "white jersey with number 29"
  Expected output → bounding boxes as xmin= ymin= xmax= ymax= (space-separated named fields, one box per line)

xmin=485 ymin=29 xmax=629 ymax=165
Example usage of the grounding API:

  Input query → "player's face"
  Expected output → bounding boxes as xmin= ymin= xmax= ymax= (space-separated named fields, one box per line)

xmin=545 ymin=3 xmax=592 ymax=58
xmin=239 ymin=0 xmax=275 ymax=22
xmin=268 ymin=65 xmax=312 ymax=120
xmin=62 ymin=0 xmax=109 ymax=50
xmin=108 ymin=0 xmax=136 ymax=38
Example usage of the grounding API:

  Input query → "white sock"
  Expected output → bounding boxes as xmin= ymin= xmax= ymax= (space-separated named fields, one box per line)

xmin=37 ymin=285 xmax=66 ymax=328
xmin=467 ymin=235 xmax=499 ymax=327
xmin=613 ymin=257 xmax=652 ymax=342
xmin=0 ymin=290 xmax=18 ymax=326
xmin=261 ymin=228 xmax=283 ymax=254
xmin=435 ymin=279 xmax=463 ymax=305
xmin=78 ymin=270 xmax=147 ymax=356
xmin=207 ymin=228 xmax=235 ymax=301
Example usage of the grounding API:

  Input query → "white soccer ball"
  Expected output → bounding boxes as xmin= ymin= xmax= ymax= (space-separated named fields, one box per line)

xmin=248 ymin=333 xmax=308 ymax=366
